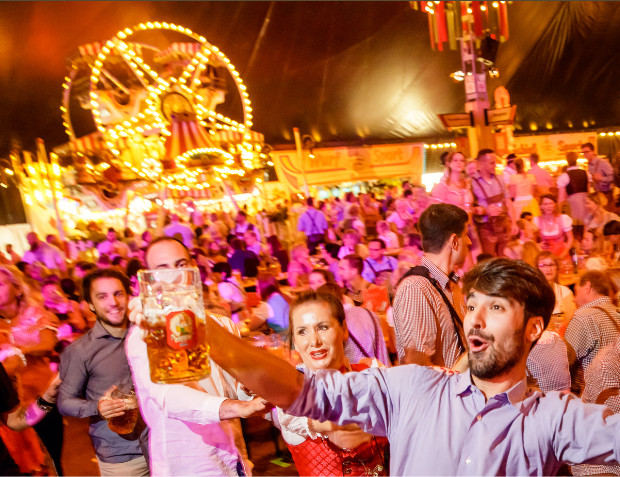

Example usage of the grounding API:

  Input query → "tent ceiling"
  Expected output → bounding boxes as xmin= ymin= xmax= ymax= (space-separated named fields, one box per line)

xmin=0 ymin=1 xmax=618 ymax=156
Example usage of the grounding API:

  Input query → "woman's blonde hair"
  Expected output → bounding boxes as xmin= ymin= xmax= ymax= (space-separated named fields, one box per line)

xmin=0 ymin=264 xmax=42 ymax=310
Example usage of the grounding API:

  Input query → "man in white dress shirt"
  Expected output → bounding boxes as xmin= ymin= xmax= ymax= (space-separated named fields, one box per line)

xmin=126 ymin=236 xmax=269 ymax=476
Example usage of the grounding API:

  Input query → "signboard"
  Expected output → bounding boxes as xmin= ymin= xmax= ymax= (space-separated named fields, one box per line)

xmin=438 ymin=112 xmax=473 ymax=130
xmin=485 ymin=105 xmax=517 ymax=126
xmin=271 ymin=143 xmax=424 ymax=192
xmin=494 ymin=131 xmax=598 ymax=160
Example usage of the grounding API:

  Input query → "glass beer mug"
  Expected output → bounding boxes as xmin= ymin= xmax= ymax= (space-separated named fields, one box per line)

xmin=138 ymin=268 xmax=210 ymax=383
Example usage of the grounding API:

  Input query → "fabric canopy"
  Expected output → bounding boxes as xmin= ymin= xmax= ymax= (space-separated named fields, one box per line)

xmin=0 ymin=1 xmax=618 ymax=156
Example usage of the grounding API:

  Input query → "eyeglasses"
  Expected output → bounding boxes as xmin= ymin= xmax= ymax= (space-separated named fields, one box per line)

xmin=538 ymin=262 xmax=557 ymax=268
xmin=368 ymin=248 xmax=382 ymax=252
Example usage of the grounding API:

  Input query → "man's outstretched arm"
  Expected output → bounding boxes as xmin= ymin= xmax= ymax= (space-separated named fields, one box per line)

xmin=205 ymin=314 xmax=304 ymax=408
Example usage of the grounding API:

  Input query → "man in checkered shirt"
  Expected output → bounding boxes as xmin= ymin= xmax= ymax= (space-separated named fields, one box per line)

xmin=565 ymin=270 xmax=620 ymax=396
xmin=392 ymin=203 xmax=470 ymax=366
xmin=571 ymin=336 xmax=620 ymax=476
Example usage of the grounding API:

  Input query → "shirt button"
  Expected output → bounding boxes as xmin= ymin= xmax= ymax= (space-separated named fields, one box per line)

xmin=476 ymin=414 xmax=482 ymax=421
xmin=466 ymin=457 xmax=472 ymax=464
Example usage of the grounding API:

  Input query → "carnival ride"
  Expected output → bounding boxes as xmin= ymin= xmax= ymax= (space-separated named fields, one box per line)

xmin=55 ymin=21 xmax=268 ymax=228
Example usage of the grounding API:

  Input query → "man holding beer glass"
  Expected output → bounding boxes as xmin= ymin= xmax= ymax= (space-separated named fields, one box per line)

xmin=58 ymin=269 xmax=149 ymax=476
xmin=127 ymin=237 xmax=270 ymax=476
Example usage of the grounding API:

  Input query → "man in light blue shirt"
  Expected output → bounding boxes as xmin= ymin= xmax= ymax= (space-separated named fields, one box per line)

xmin=361 ymin=238 xmax=397 ymax=285
xmin=204 ymin=258 xmax=620 ymax=476
xmin=297 ymin=197 xmax=328 ymax=254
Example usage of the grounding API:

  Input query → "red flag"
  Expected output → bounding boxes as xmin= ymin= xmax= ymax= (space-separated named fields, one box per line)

xmin=427 ymin=8 xmax=436 ymax=50
xmin=471 ymin=1 xmax=483 ymax=37
xmin=499 ymin=2 xmax=509 ymax=40
xmin=436 ymin=1 xmax=448 ymax=44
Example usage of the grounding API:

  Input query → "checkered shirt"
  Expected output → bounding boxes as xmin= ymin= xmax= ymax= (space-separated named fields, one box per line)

xmin=571 ymin=336 xmax=620 ymax=476
xmin=565 ymin=296 xmax=620 ymax=395
xmin=392 ymin=256 xmax=465 ymax=367
xmin=526 ymin=330 xmax=572 ymax=394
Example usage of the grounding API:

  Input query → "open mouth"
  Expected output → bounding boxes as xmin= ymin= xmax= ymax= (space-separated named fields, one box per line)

xmin=310 ymin=349 xmax=328 ymax=360
xmin=468 ymin=336 xmax=489 ymax=353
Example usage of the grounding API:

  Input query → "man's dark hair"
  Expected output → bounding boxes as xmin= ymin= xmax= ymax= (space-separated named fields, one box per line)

xmin=418 ymin=204 xmax=468 ymax=254
xmin=212 ymin=261 xmax=232 ymax=278
xmin=476 ymin=148 xmax=495 ymax=160
xmin=75 ymin=261 xmax=96 ymax=273
xmin=16 ymin=261 xmax=28 ymax=273
xmin=439 ymin=151 xmax=450 ymax=166
xmin=369 ymin=238 xmax=386 ymax=250
xmin=520 ymin=211 xmax=533 ymax=220
xmin=566 ymin=151 xmax=578 ymax=167
xmin=476 ymin=253 xmax=494 ymax=263
xmin=230 ymin=238 xmax=243 ymax=251
xmin=463 ymin=258 xmax=555 ymax=331
xmin=406 ymin=233 xmax=422 ymax=249
xmin=307 ymin=197 xmax=314 ymax=207
xmin=98 ymin=254 xmax=111 ymax=265
xmin=82 ymin=268 xmax=131 ymax=304
xmin=579 ymin=270 xmax=612 ymax=297
xmin=581 ymin=142 xmax=595 ymax=151
xmin=506 ymin=153 xmax=517 ymax=163
xmin=126 ymin=258 xmax=144 ymax=279
xmin=290 ymin=290 xmax=346 ymax=328
xmin=403 ymin=189 xmax=413 ymax=198
xmin=111 ymin=256 xmax=125 ymax=266
xmin=343 ymin=254 xmax=364 ymax=274
xmin=603 ymin=220 xmax=620 ymax=237
xmin=529 ymin=153 xmax=540 ymax=164
xmin=107 ymin=227 xmax=115 ymax=234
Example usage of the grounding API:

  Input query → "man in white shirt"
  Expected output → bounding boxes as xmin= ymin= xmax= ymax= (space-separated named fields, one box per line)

xmin=557 ymin=151 xmax=591 ymax=224
xmin=163 ymin=214 xmax=195 ymax=249
xmin=126 ymin=237 xmax=269 ymax=476
xmin=528 ymin=153 xmax=554 ymax=198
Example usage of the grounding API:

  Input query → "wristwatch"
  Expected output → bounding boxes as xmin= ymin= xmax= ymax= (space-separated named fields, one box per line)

xmin=36 ymin=396 xmax=55 ymax=413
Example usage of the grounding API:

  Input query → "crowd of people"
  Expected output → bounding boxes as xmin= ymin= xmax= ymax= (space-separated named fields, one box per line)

xmin=1 ymin=143 xmax=620 ymax=476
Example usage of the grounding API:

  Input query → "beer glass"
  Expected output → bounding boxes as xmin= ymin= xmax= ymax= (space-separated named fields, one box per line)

xmin=138 ymin=268 xmax=210 ymax=383
xmin=107 ymin=388 xmax=139 ymax=434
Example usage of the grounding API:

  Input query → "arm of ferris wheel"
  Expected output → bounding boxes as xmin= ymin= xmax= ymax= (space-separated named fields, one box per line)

xmin=113 ymin=38 xmax=162 ymax=90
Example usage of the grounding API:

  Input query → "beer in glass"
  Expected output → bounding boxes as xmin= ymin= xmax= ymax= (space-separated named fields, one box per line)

xmin=138 ymin=268 xmax=210 ymax=383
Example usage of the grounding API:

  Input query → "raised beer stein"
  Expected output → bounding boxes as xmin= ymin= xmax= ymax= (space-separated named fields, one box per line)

xmin=138 ymin=268 xmax=210 ymax=383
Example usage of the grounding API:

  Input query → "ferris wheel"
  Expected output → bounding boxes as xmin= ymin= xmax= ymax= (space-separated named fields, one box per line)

xmin=61 ymin=21 xmax=263 ymax=185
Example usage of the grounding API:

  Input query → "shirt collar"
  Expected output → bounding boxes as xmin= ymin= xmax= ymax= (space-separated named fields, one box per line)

xmin=92 ymin=319 xmax=129 ymax=339
xmin=421 ymin=256 xmax=459 ymax=289
xmin=453 ymin=369 xmax=530 ymax=407
xmin=577 ymin=295 xmax=613 ymax=312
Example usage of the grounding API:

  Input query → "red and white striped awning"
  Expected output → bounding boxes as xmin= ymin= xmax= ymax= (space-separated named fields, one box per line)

xmin=70 ymin=133 xmax=133 ymax=153
xmin=70 ymin=132 xmax=103 ymax=152
xmin=163 ymin=116 xmax=220 ymax=168
xmin=79 ymin=42 xmax=105 ymax=57
xmin=214 ymin=129 xmax=264 ymax=144
xmin=154 ymin=43 xmax=205 ymax=62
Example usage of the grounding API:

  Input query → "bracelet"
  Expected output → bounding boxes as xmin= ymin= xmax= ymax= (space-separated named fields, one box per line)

xmin=36 ymin=396 xmax=55 ymax=413
xmin=25 ymin=401 xmax=48 ymax=426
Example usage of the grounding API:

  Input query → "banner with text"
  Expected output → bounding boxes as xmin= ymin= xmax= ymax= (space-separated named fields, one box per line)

xmin=272 ymin=143 xmax=424 ymax=192
xmin=496 ymin=132 xmax=598 ymax=160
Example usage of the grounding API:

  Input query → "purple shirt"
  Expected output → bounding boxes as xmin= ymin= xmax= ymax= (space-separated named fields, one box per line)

xmin=285 ymin=366 xmax=620 ymax=475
